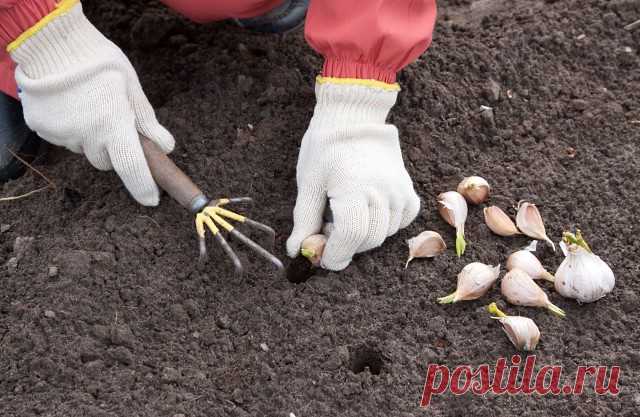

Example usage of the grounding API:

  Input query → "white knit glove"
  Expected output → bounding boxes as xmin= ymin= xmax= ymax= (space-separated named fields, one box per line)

xmin=286 ymin=80 xmax=421 ymax=270
xmin=10 ymin=2 xmax=174 ymax=206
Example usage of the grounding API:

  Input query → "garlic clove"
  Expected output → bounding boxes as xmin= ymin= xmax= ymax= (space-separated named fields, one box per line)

xmin=487 ymin=302 xmax=540 ymax=351
xmin=506 ymin=250 xmax=555 ymax=282
xmin=438 ymin=262 xmax=500 ymax=303
xmin=437 ymin=191 xmax=468 ymax=257
xmin=515 ymin=202 xmax=555 ymax=251
xmin=405 ymin=231 xmax=446 ymax=268
xmin=554 ymin=231 xmax=615 ymax=303
xmin=457 ymin=176 xmax=491 ymax=204
xmin=501 ymin=268 xmax=565 ymax=317
xmin=484 ymin=206 xmax=521 ymax=237
xmin=300 ymin=234 xmax=327 ymax=267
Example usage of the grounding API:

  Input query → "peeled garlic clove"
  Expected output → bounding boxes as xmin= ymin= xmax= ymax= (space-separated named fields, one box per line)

xmin=438 ymin=262 xmax=500 ymax=303
xmin=506 ymin=250 xmax=555 ymax=282
xmin=516 ymin=202 xmax=555 ymax=251
xmin=437 ymin=191 xmax=468 ymax=257
xmin=300 ymin=234 xmax=327 ymax=267
xmin=405 ymin=231 xmax=446 ymax=268
xmin=484 ymin=206 xmax=521 ymax=237
xmin=554 ymin=231 xmax=615 ymax=303
xmin=487 ymin=302 xmax=540 ymax=351
xmin=457 ymin=176 xmax=491 ymax=205
xmin=501 ymin=268 xmax=565 ymax=317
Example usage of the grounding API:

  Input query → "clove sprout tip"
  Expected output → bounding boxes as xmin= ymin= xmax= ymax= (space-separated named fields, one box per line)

xmin=546 ymin=303 xmax=566 ymax=318
xmin=437 ymin=292 xmax=457 ymax=304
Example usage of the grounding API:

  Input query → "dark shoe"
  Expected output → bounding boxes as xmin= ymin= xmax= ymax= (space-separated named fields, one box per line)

xmin=235 ymin=0 xmax=309 ymax=33
xmin=0 ymin=94 xmax=42 ymax=182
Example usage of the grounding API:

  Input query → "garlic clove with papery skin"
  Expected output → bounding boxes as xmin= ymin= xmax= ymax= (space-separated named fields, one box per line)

xmin=484 ymin=206 xmax=521 ymax=237
xmin=507 ymin=250 xmax=555 ymax=282
xmin=300 ymin=234 xmax=327 ymax=267
xmin=437 ymin=191 xmax=468 ymax=257
xmin=501 ymin=268 xmax=565 ymax=317
xmin=457 ymin=176 xmax=491 ymax=205
xmin=487 ymin=302 xmax=540 ymax=351
xmin=438 ymin=262 xmax=501 ymax=303
xmin=554 ymin=231 xmax=615 ymax=303
xmin=515 ymin=202 xmax=555 ymax=251
xmin=405 ymin=231 xmax=446 ymax=268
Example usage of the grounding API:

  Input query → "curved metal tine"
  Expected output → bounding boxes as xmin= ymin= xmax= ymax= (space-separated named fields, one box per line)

xmin=242 ymin=218 xmax=276 ymax=249
xmin=214 ymin=233 xmax=244 ymax=276
xmin=229 ymin=229 xmax=284 ymax=271
xmin=226 ymin=197 xmax=253 ymax=205
xmin=198 ymin=237 xmax=208 ymax=263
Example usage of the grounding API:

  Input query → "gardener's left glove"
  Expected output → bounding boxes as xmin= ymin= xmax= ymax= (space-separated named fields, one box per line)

xmin=286 ymin=79 xmax=420 ymax=271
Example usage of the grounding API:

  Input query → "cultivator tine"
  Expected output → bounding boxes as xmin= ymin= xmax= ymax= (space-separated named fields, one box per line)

xmin=195 ymin=197 xmax=282 ymax=273
xmin=229 ymin=229 xmax=284 ymax=271
xmin=214 ymin=233 xmax=244 ymax=275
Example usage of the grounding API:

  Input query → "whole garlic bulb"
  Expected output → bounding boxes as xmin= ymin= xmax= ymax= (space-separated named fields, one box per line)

xmin=554 ymin=231 xmax=615 ymax=303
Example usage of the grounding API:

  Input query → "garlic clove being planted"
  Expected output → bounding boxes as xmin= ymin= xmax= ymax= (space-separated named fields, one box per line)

xmin=515 ymin=202 xmax=555 ymax=251
xmin=554 ymin=230 xmax=615 ymax=303
xmin=487 ymin=302 xmax=540 ymax=351
xmin=405 ymin=231 xmax=446 ymax=268
xmin=501 ymin=268 xmax=565 ymax=317
xmin=300 ymin=234 xmax=327 ymax=267
xmin=438 ymin=262 xmax=501 ymax=303
xmin=437 ymin=191 xmax=468 ymax=257
xmin=484 ymin=206 xmax=521 ymax=237
xmin=457 ymin=176 xmax=491 ymax=205
xmin=507 ymin=250 xmax=555 ymax=282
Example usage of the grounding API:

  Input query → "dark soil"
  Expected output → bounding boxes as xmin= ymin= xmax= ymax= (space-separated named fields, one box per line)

xmin=2 ymin=0 xmax=639 ymax=415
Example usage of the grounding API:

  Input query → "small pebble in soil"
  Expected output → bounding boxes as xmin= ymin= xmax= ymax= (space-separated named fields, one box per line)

xmin=0 ymin=224 xmax=10 ymax=233
xmin=6 ymin=257 xmax=18 ymax=274
xmin=259 ymin=343 xmax=269 ymax=352
xmin=44 ymin=310 xmax=56 ymax=319
xmin=483 ymin=78 xmax=501 ymax=103
xmin=161 ymin=367 xmax=181 ymax=384
xmin=48 ymin=266 xmax=58 ymax=278
xmin=13 ymin=236 xmax=34 ymax=261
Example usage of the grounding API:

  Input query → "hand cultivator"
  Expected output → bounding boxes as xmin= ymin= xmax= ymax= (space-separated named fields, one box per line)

xmin=139 ymin=136 xmax=283 ymax=275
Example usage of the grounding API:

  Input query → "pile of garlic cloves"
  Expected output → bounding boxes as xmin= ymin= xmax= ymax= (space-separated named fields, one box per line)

xmin=401 ymin=174 xmax=616 ymax=352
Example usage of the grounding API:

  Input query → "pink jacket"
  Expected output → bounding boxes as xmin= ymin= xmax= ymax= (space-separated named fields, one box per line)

xmin=0 ymin=0 xmax=437 ymax=98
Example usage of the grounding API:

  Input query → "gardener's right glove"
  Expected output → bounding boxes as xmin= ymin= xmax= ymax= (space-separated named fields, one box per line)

xmin=8 ymin=0 xmax=174 ymax=206
xmin=286 ymin=78 xmax=421 ymax=271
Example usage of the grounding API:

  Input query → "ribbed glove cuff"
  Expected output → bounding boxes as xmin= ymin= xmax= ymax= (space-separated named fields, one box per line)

xmin=310 ymin=77 xmax=399 ymax=128
xmin=10 ymin=2 xmax=107 ymax=79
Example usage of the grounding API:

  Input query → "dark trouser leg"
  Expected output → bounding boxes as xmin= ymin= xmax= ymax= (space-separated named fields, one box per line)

xmin=0 ymin=93 xmax=42 ymax=182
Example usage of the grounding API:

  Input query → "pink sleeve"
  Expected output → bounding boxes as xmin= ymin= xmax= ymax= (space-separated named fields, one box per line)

xmin=0 ymin=0 xmax=56 ymax=97
xmin=304 ymin=0 xmax=437 ymax=84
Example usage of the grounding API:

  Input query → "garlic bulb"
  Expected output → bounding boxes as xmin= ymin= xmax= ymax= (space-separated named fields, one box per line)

xmin=438 ymin=262 xmax=500 ymax=303
xmin=437 ymin=191 xmax=468 ymax=257
xmin=300 ymin=234 xmax=327 ymax=266
xmin=405 ymin=231 xmax=446 ymax=268
xmin=484 ymin=206 xmax=521 ymax=237
xmin=457 ymin=176 xmax=491 ymax=205
xmin=506 ymin=250 xmax=555 ymax=282
xmin=515 ymin=202 xmax=555 ymax=251
xmin=501 ymin=268 xmax=565 ymax=317
xmin=554 ymin=231 xmax=614 ymax=303
xmin=487 ymin=302 xmax=540 ymax=351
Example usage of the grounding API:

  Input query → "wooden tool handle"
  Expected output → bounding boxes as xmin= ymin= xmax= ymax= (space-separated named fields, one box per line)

xmin=140 ymin=136 xmax=208 ymax=213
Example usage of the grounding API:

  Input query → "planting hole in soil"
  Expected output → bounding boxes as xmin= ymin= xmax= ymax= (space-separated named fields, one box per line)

xmin=349 ymin=344 xmax=385 ymax=375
